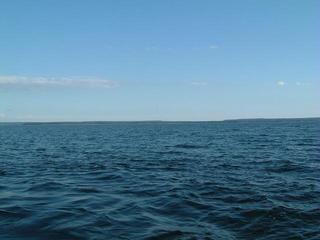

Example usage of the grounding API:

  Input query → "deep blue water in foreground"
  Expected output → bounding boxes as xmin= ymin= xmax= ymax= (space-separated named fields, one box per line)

xmin=0 ymin=119 xmax=319 ymax=240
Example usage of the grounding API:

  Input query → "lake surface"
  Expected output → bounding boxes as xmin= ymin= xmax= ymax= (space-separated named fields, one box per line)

xmin=0 ymin=119 xmax=319 ymax=239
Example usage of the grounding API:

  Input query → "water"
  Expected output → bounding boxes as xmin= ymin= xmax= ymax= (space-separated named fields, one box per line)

xmin=0 ymin=119 xmax=319 ymax=240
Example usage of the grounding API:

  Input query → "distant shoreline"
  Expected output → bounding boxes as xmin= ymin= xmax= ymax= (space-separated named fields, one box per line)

xmin=0 ymin=117 xmax=319 ymax=125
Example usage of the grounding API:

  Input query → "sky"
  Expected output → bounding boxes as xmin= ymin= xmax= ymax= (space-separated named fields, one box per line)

xmin=0 ymin=0 xmax=319 ymax=121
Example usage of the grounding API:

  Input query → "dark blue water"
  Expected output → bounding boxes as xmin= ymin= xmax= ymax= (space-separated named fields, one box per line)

xmin=0 ymin=119 xmax=319 ymax=240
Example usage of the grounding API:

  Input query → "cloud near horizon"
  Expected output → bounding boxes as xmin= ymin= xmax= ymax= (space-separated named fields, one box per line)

xmin=191 ymin=81 xmax=208 ymax=86
xmin=0 ymin=75 xmax=117 ymax=88
xmin=277 ymin=81 xmax=285 ymax=86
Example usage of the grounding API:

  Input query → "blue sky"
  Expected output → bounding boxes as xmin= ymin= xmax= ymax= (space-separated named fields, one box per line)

xmin=0 ymin=0 xmax=319 ymax=121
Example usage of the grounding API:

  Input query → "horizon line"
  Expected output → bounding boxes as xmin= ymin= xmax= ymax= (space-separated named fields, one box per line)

xmin=0 ymin=116 xmax=319 ymax=124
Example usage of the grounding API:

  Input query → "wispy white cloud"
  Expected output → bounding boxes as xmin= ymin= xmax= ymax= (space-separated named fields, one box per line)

xmin=145 ymin=46 xmax=158 ymax=51
xmin=277 ymin=81 xmax=285 ymax=86
xmin=191 ymin=81 xmax=208 ymax=86
xmin=0 ymin=75 xmax=117 ymax=88
xmin=209 ymin=45 xmax=219 ymax=49
xmin=0 ymin=113 xmax=6 ymax=119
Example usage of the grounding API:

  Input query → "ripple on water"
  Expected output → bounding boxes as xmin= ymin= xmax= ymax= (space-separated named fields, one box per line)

xmin=0 ymin=119 xmax=319 ymax=239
